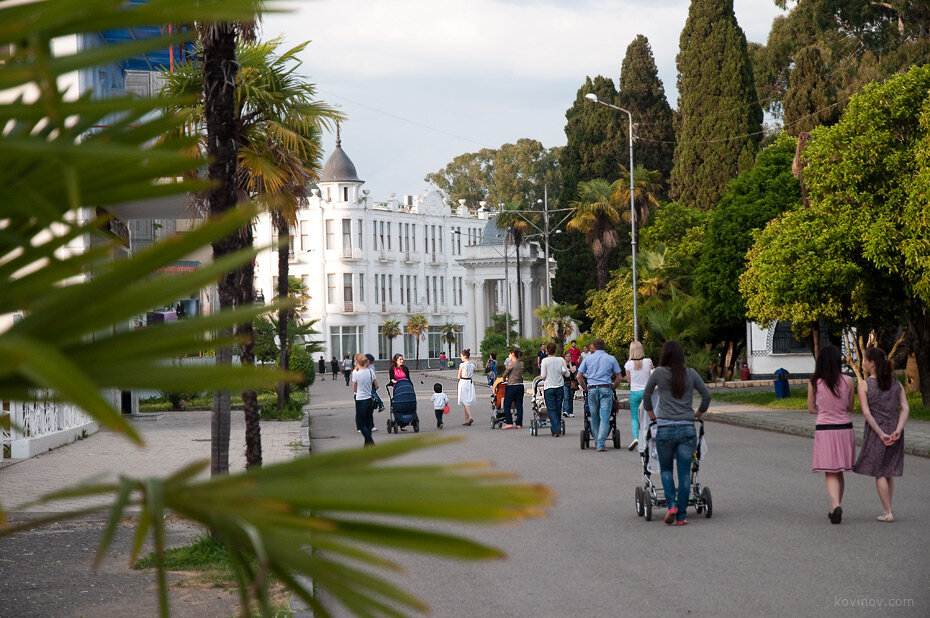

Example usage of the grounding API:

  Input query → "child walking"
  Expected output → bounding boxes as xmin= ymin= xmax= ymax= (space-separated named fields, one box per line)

xmin=430 ymin=383 xmax=449 ymax=429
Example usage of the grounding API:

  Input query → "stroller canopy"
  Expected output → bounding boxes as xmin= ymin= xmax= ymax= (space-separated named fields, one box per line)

xmin=391 ymin=378 xmax=417 ymax=413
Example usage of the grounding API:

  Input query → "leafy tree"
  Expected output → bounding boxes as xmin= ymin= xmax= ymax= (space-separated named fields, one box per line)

xmin=0 ymin=5 xmax=552 ymax=616
xmin=533 ymin=303 xmax=578 ymax=353
xmin=614 ymin=165 xmax=664 ymax=231
xmin=617 ymin=35 xmax=675 ymax=191
xmin=639 ymin=201 xmax=708 ymax=278
xmin=423 ymin=148 xmax=495 ymax=207
xmin=496 ymin=202 xmax=539 ymax=335
xmin=405 ymin=314 xmax=429 ymax=369
xmin=381 ymin=318 xmax=402 ymax=359
xmin=586 ymin=269 xmax=635 ymax=353
xmin=567 ymin=178 xmax=626 ymax=289
xmin=440 ymin=322 xmax=460 ymax=360
xmin=782 ymin=45 xmax=838 ymax=135
xmin=694 ymin=133 xmax=801 ymax=367
xmin=670 ymin=0 xmax=764 ymax=210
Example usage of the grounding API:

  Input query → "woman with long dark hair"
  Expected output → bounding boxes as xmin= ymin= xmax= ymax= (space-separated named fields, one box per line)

xmin=808 ymin=345 xmax=856 ymax=524
xmin=642 ymin=340 xmax=712 ymax=525
xmin=387 ymin=353 xmax=410 ymax=386
xmin=853 ymin=347 xmax=909 ymax=522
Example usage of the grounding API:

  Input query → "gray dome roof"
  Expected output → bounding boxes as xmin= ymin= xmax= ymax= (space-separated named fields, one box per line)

xmin=481 ymin=216 xmax=507 ymax=245
xmin=319 ymin=133 xmax=361 ymax=183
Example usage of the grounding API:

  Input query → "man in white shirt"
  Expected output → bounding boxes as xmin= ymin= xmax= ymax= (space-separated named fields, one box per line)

xmin=539 ymin=343 xmax=570 ymax=437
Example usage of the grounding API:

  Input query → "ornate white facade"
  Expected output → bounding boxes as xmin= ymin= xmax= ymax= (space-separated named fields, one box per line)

xmin=252 ymin=138 xmax=549 ymax=365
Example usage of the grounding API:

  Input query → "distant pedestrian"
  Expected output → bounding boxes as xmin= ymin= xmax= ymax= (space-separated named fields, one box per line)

xmin=562 ymin=352 xmax=578 ymax=418
xmin=318 ymin=355 xmax=326 ymax=381
xmin=431 ymin=383 xmax=449 ymax=429
xmin=352 ymin=353 xmax=378 ymax=447
xmin=853 ymin=347 xmax=909 ymax=523
xmin=808 ymin=345 xmax=856 ymax=524
xmin=330 ymin=356 xmax=339 ymax=380
xmin=539 ymin=343 xmax=569 ymax=436
xmin=569 ymin=340 xmax=581 ymax=366
xmin=343 ymin=354 xmax=353 ymax=386
xmin=643 ymin=340 xmax=711 ymax=526
xmin=458 ymin=349 xmax=476 ymax=425
xmin=576 ymin=338 xmax=622 ymax=451
xmin=580 ymin=345 xmax=590 ymax=363
xmin=536 ymin=344 xmax=547 ymax=376
xmin=484 ymin=353 xmax=497 ymax=386
xmin=500 ymin=348 xmax=526 ymax=429
xmin=624 ymin=341 xmax=654 ymax=451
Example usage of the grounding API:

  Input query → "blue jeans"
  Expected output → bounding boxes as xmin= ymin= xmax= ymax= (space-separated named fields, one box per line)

xmin=355 ymin=398 xmax=375 ymax=446
xmin=628 ymin=390 xmax=644 ymax=440
xmin=562 ymin=384 xmax=573 ymax=415
xmin=503 ymin=384 xmax=524 ymax=426
xmin=587 ymin=387 xmax=614 ymax=450
xmin=543 ymin=387 xmax=564 ymax=435
xmin=655 ymin=424 xmax=697 ymax=520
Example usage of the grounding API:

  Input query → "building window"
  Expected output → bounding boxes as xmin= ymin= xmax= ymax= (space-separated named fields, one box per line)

xmin=438 ymin=226 xmax=443 ymax=252
xmin=379 ymin=221 xmax=385 ymax=251
xmin=430 ymin=225 xmax=436 ymax=254
xmin=412 ymin=225 xmax=416 ymax=253
xmin=427 ymin=326 xmax=443 ymax=358
xmin=772 ymin=321 xmax=809 ymax=354
xmin=300 ymin=220 xmax=308 ymax=251
xmin=343 ymin=186 xmax=349 ymax=201
xmin=325 ymin=219 xmax=334 ymax=250
xmin=358 ymin=273 xmax=365 ymax=302
xmin=330 ymin=325 xmax=364 ymax=361
xmin=387 ymin=222 xmax=392 ymax=250
xmin=357 ymin=218 xmax=363 ymax=250
xmin=343 ymin=273 xmax=353 ymax=303
xmin=440 ymin=277 xmax=445 ymax=304
xmin=327 ymin=273 xmax=336 ymax=304
xmin=373 ymin=221 xmax=378 ymax=250
xmin=424 ymin=224 xmax=428 ymax=252
xmin=388 ymin=274 xmax=393 ymax=302
xmin=342 ymin=219 xmax=351 ymax=250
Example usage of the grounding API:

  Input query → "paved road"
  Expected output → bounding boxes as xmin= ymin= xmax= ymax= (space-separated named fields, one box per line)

xmin=2 ymin=373 xmax=928 ymax=617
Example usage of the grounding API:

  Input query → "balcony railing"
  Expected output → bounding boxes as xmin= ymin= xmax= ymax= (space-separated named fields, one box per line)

xmin=344 ymin=302 xmax=354 ymax=313
xmin=378 ymin=250 xmax=391 ymax=262
xmin=404 ymin=251 xmax=417 ymax=263
xmin=342 ymin=247 xmax=362 ymax=260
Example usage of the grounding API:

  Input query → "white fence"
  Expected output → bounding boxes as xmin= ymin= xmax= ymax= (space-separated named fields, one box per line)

xmin=1 ymin=394 xmax=99 ymax=460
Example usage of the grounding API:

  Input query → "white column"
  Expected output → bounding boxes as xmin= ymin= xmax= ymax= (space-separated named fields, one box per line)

xmin=522 ymin=281 xmax=534 ymax=337
xmin=472 ymin=280 xmax=487 ymax=352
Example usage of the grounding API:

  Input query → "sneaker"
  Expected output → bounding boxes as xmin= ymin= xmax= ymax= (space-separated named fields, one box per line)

xmin=628 ymin=439 xmax=639 ymax=451
xmin=674 ymin=520 xmax=688 ymax=526
xmin=501 ymin=424 xmax=514 ymax=429
xmin=664 ymin=507 xmax=678 ymax=525
xmin=597 ymin=447 xmax=608 ymax=452
xmin=568 ymin=414 xmax=575 ymax=418
xmin=372 ymin=427 xmax=379 ymax=432
xmin=515 ymin=425 xmax=522 ymax=429
xmin=562 ymin=412 xmax=568 ymax=418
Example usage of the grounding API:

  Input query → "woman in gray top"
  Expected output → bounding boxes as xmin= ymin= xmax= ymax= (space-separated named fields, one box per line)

xmin=643 ymin=340 xmax=711 ymax=526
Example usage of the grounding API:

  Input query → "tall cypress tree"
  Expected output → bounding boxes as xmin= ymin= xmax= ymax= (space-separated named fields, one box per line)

xmin=670 ymin=0 xmax=763 ymax=211
xmin=554 ymin=76 xmax=628 ymax=326
xmin=617 ymin=35 xmax=675 ymax=192
xmin=782 ymin=44 xmax=837 ymax=136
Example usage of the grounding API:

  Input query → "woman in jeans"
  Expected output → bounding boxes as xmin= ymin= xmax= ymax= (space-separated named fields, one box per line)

xmin=539 ymin=343 xmax=569 ymax=436
xmin=500 ymin=348 xmax=525 ymax=429
xmin=352 ymin=353 xmax=378 ymax=446
xmin=643 ymin=340 xmax=711 ymax=525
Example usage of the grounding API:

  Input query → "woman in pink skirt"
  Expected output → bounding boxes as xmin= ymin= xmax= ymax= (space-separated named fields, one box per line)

xmin=807 ymin=345 xmax=855 ymax=524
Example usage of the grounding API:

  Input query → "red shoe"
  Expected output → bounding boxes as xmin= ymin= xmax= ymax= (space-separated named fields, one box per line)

xmin=664 ymin=507 xmax=677 ymax=525
xmin=674 ymin=520 xmax=688 ymax=526
xmin=501 ymin=424 xmax=514 ymax=430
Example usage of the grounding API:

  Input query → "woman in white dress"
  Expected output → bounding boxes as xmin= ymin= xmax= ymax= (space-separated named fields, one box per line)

xmin=457 ymin=349 xmax=476 ymax=426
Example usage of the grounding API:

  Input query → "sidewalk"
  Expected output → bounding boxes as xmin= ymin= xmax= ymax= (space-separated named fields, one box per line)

xmin=423 ymin=369 xmax=930 ymax=458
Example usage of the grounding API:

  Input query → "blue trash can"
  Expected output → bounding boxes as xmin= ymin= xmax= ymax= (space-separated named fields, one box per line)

xmin=774 ymin=368 xmax=791 ymax=399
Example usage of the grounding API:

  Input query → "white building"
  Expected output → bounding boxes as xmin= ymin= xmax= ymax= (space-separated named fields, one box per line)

xmin=253 ymin=137 xmax=550 ymax=366
xmin=746 ymin=321 xmax=816 ymax=378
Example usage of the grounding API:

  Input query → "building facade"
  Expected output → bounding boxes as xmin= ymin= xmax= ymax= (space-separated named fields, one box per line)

xmin=253 ymin=138 xmax=549 ymax=366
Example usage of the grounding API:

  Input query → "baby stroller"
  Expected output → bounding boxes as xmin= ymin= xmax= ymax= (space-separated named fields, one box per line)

xmin=530 ymin=377 xmax=564 ymax=436
xmin=386 ymin=378 xmax=419 ymax=433
xmin=489 ymin=376 xmax=507 ymax=428
xmin=579 ymin=388 xmax=623 ymax=449
xmin=634 ymin=420 xmax=711 ymax=521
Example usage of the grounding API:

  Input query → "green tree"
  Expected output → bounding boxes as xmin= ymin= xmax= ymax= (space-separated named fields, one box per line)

xmin=0 ymin=5 xmax=552 ymax=616
xmin=617 ymin=35 xmax=675 ymax=191
xmin=694 ymin=133 xmax=801 ymax=366
xmin=496 ymin=202 xmax=538 ymax=335
xmin=614 ymin=165 xmax=664 ymax=231
xmin=405 ymin=314 xmax=429 ymax=369
xmin=567 ymin=178 xmax=625 ymax=289
xmin=782 ymin=45 xmax=838 ymax=135
xmin=586 ymin=270 xmax=635 ymax=353
xmin=533 ymin=303 xmax=578 ymax=353
xmin=381 ymin=318 xmax=402 ymax=360
xmin=440 ymin=322 xmax=460 ymax=360
xmin=670 ymin=0 xmax=764 ymax=210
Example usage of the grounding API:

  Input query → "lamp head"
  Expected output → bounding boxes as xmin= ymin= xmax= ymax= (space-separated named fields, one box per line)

xmin=584 ymin=93 xmax=599 ymax=103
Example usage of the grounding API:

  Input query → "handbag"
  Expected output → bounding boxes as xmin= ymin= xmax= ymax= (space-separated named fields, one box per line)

xmin=443 ymin=403 xmax=450 ymax=415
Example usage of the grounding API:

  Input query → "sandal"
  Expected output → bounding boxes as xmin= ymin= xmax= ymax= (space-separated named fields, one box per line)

xmin=877 ymin=513 xmax=894 ymax=523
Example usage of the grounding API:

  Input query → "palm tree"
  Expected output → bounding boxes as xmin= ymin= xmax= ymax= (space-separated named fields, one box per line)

xmin=495 ymin=202 xmax=537 ymax=336
xmin=613 ymin=165 xmax=664 ymax=230
xmin=381 ymin=318 xmax=402 ymax=359
xmin=533 ymin=303 xmax=578 ymax=353
xmin=441 ymin=322 xmax=460 ymax=361
xmin=163 ymin=38 xmax=342 ymax=461
xmin=405 ymin=314 xmax=429 ymax=369
xmin=567 ymin=178 xmax=625 ymax=289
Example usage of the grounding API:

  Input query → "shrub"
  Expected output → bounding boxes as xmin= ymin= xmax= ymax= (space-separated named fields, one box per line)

xmin=289 ymin=344 xmax=316 ymax=390
xmin=159 ymin=390 xmax=202 ymax=411
xmin=260 ymin=399 xmax=304 ymax=421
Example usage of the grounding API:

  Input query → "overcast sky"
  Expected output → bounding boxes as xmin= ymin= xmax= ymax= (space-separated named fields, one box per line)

xmin=262 ymin=0 xmax=786 ymax=200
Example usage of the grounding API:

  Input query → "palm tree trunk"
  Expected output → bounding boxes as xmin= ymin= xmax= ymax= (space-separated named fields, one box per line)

xmin=203 ymin=22 xmax=238 ymax=477
xmin=595 ymin=253 xmax=608 ymax=290
xmin=238 ymin=225 xmax=262 ymax=469
xmin=275 ymin=213 xmax=291 ymax=410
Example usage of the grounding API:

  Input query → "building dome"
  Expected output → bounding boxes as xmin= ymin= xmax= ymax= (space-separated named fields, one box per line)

xmin=319 ymin=130 xmax=361 ymax=183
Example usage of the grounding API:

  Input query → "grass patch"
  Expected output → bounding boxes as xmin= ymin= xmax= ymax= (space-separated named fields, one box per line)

xmin=140 ymin=390 xmax=307 ymax=413
xmin=713 ymin=389 xmax=930 ymax=420
xmin=134 ymin=533 xmax=229 ymax=571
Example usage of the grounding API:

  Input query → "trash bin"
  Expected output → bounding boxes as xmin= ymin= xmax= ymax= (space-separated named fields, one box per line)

xmin=774 ymin=368 xmax=791 ymax=399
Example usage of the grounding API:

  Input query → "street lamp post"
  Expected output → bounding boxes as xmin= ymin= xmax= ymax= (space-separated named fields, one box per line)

xmin=584 ymin=93 xmax=638 ymax=341
xmin=537 ymin=185 xmax=552 ymax=306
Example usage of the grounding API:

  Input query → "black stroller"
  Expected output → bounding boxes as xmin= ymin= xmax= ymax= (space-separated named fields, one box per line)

xmin=580 ymin=389 xmax=623 ymax=449
xmin=386 ymin=378 xmax=419 ymax=433
xmin=635 ymin=420 xmax=712 ymax=521
xmin=530 ymin=377 xmax=564 ymax=436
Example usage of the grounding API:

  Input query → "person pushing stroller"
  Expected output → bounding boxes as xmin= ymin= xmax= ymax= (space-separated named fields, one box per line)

xmin=576 ymin=338 xmax=623 ymax=452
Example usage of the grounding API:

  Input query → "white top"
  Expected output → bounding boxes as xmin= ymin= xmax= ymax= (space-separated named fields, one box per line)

xmin=539 ymin=356 xmax=569 ymax=390
xmin=343 ymin=358 xmax=353 ymax=370
xmin=352 ymin=366 xmax=376 ymax=400
xmin=430 ymin=392 xmax=449 ymax=410
xmin=459 ymin=361 xmax=474 ymax=380
xmin=624 ymin=358 xmax=655 ymax=391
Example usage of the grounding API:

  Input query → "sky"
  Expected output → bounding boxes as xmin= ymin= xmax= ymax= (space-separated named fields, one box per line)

xmin=262 ymin=0 xmax=787 ymax=200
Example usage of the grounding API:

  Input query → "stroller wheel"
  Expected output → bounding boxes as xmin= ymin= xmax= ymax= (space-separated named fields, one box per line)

xmin=635 ymin=486 xmax=644 ymax=517
xmin=386 ymin=419 xmax=393 ymax=433
xmin=702 ymin=487 xmax=712 ymax=518
xmin=643 ymin=494 xmax=653 ymax=521
xmin=612 ymin=428 xmax=621 ymax=449
xmin=393 ymin=423 xmax=399 ymax=434
xmin=579 ymin=430 xmax=586 ymax=450
xmin=413 ymin=420 xmax=419 ymax=433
